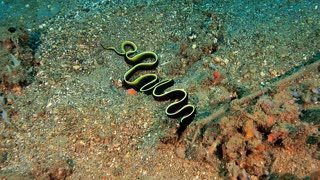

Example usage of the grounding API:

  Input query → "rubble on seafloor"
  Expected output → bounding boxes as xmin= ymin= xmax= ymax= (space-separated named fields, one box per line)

xmin=180 ymin=54 xmax=320 ymax=179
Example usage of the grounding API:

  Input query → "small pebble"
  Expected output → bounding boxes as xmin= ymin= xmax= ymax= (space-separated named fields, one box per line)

xmin=292 ymin=90 xmax=300 ymax=98
xmin=73 ymin=65 xmax=81 ymax=71
xmin=212 ymin=55 xmax=223 ymax=63
xmin=39 ymin=23 xmax=46 ymax=29
xmin=311 ymin=87 xmax=319 ymax=94
xmin=311 ymin=97 xmax=318 ymax=104
xmin=269 ymin=68 xmax=278 ymax=77
xmin=175 ymin=146 xmax=186 ymax=159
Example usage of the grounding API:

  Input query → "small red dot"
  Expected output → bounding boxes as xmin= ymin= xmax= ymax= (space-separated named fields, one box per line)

xmin=213 ymin=71 xmax=220 ymax=78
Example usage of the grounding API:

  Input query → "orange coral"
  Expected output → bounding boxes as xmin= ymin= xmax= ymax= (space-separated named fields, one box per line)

xmin=244 ymin=119 xmax=255 ymax=139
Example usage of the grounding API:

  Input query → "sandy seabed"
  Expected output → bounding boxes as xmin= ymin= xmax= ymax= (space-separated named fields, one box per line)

xmin=0 ymin=0 xmax=320 ymax=179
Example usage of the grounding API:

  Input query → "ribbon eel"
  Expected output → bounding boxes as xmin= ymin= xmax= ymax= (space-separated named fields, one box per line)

xmin=107 ymin=41 xmax=196 ymax=135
